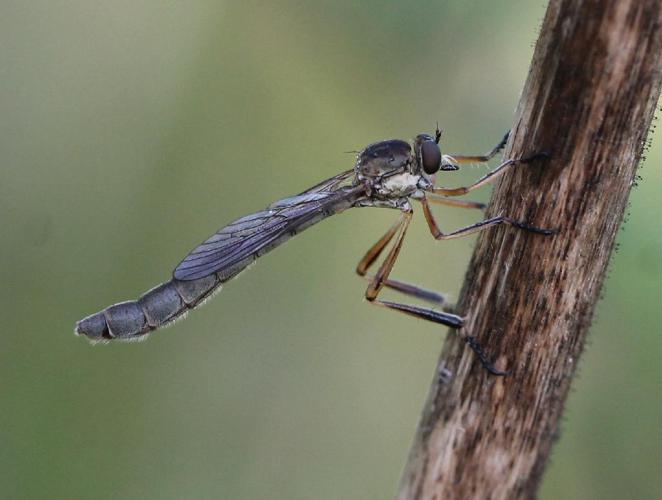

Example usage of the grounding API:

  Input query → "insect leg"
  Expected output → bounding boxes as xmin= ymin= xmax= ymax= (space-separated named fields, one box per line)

xmin=361 ymin=210 xmax=453 ymax=309
xmin=445 ymin=131 xmax=509 ymax=165
xmin=434 ymin=152 xmax=549 ymax=197
xmin=356 ymin=216 xmax=402 ymax=277
xmin=356 ymin=212 xmax=447 ymax=305
xmin=370 ymin=299 xmax=508 ymax=375
xmin=425 ymin=193 xmax=486 ymax=210
xmin=355 ymin=196 xmax=490 ymax=303
xmin=420 ymin=196 xmax=555 ymax=240
xmin=358 ymin=209 xmax=507 ymax=375
xmin=363 ymin=276 xmax=447 ymax=305
xmin=364 ymin=210 xmax=413 ymax=300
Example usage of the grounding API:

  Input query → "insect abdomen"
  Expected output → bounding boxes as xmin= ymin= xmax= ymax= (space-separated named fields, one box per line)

xmin=75 ymin=275 xmax=220 ymax=342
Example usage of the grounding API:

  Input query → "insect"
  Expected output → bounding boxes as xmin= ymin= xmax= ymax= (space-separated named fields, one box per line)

xmin=75 ymin=128 xmax=552 ymax=375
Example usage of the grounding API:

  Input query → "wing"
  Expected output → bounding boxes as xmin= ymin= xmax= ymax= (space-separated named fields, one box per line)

xmin=173 ymin=182 xmax=365 ymax=282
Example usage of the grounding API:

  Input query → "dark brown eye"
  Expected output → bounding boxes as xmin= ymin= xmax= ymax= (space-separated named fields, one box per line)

xmin=421 ymin=140 xmax=441 ymax=174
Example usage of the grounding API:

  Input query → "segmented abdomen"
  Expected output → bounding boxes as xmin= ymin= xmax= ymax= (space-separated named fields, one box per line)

xmin=75 ymin=275 xmax=220 ymax=342
xmin=75 ymin=184 xmax=365 ymax=342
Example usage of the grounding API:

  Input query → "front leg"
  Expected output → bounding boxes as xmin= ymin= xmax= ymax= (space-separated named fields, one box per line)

xmin=444 ymin=131 xmax=509 ymax=165
xmin=435 ymin=152 xmax=550 ymax=197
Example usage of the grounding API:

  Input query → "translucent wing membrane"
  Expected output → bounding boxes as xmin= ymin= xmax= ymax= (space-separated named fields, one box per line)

xmin=174 ymin=182 xmax=364 ymax=281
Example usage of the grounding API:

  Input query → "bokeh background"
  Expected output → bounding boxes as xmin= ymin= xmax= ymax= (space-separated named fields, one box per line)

xmin=2 ymin=1 xmax=661 ymax=499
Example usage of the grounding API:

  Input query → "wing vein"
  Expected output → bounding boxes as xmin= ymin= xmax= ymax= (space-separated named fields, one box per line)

xmin=173 ymin=183 xmax=364 ymax=281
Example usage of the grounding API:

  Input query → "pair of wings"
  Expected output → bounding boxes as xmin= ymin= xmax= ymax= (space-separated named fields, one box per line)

xmin=173 ymin=169 xmax=364 ymax=281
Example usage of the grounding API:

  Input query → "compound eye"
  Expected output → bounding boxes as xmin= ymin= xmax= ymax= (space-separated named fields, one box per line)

xmin=421 ymin=140 xmax=441 ymax=174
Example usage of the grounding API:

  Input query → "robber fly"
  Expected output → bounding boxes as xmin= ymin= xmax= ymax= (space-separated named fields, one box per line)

xmin=75 ymin=129 xmax=552 ymax=375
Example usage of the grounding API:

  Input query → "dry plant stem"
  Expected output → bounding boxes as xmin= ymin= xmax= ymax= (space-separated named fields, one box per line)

xmin=397 ymin=1 xmax=662 ymax=499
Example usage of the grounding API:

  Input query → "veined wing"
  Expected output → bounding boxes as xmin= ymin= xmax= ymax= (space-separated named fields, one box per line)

xmin=173 ymin=182 xmax=365 ymax=282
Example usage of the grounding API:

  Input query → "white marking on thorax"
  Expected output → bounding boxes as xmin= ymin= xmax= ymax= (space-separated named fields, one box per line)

xmin=380 ymin=172 xmax=421 ymax=197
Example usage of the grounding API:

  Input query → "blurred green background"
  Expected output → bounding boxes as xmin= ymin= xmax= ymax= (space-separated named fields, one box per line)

xmin=2 ymin=1 xmax=660 ymax=499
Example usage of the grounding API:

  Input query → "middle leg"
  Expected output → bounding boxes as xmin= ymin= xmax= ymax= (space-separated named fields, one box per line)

xmin=420 ymin=196 xmax=555 ymax=240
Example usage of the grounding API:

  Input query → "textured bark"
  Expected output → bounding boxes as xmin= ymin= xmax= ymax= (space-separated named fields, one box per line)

xmin=397 ymin=1 xmax=662 ymax=499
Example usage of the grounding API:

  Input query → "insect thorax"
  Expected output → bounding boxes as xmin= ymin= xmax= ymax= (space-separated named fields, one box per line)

xmin=355 ymin=139 xmax=412 ymax=178
xmin=354 ymin=138 xmax=433 ymax=200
